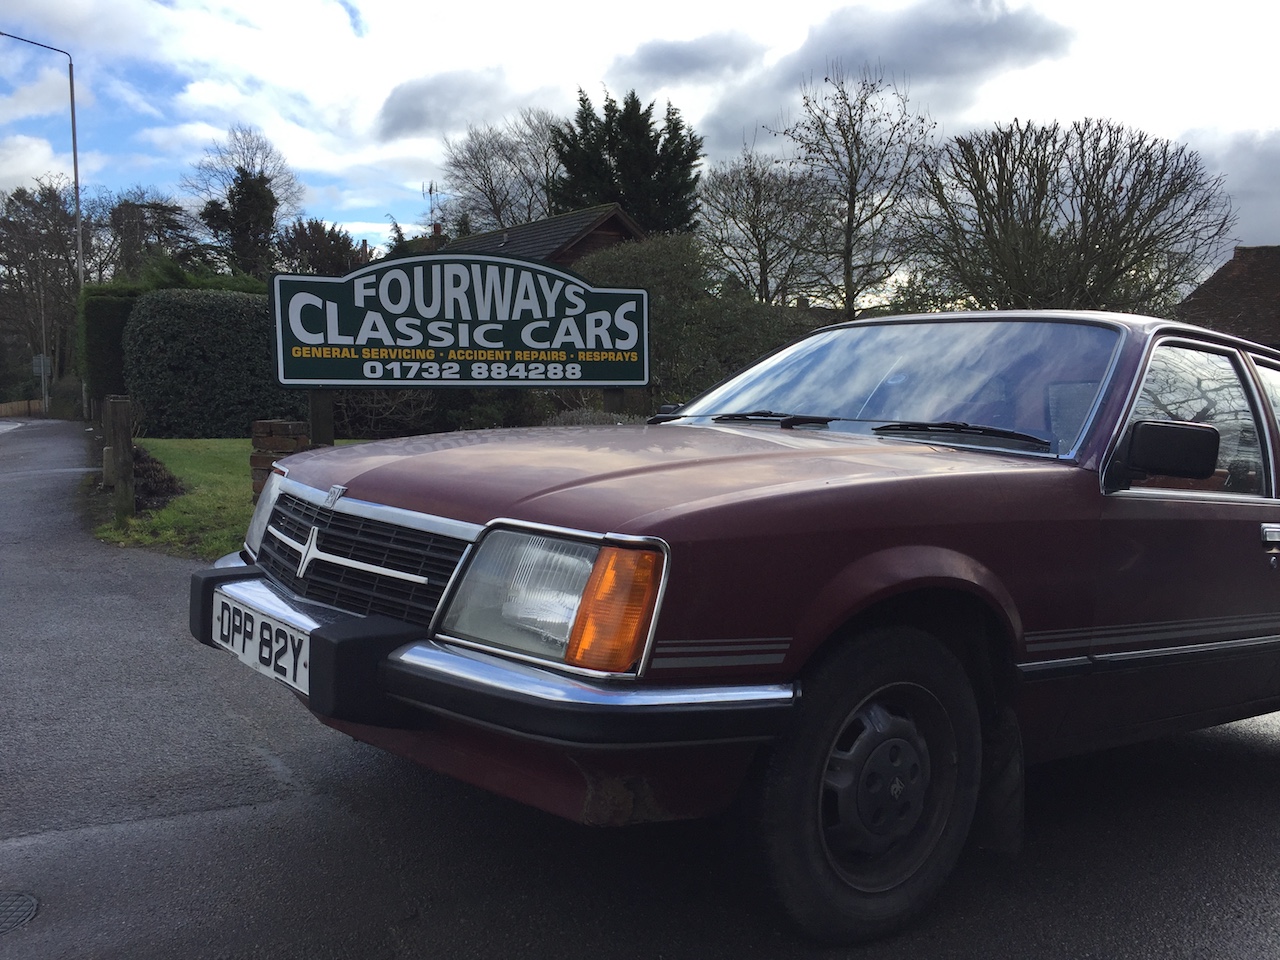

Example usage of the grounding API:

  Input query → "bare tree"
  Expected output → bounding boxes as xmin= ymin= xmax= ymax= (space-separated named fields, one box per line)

xmin=507 ymin=107 xmax=561 ymax=222
xmin=909 ymin=118 xmax=1237 ymax=314
xmin=91 ymin=185 xmax=207 ymax=281
xmin=698 ymin=145 xmax=828 ymax=304
xmin=773 ymin=63 xmax=935 ymax=318
xmin=181 ymin=123 xmax=304 ymax=232
xmin=0 ymin=176 xmax=80 ymax=381
xmin=441 ymin=107 xmax=562 ymax=231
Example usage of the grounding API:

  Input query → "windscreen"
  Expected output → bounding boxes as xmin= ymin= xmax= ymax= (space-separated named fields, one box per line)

xmin=678 ymin=318 xmax=1122 ymax=454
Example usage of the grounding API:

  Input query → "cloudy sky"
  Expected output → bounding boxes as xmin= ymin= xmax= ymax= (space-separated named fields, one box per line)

xmin=1 ymin=0 xmax=1277 ymax=261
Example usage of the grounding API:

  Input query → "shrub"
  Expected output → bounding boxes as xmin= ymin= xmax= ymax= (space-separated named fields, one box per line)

xmin=123 ymin=288 xmax=305 ymax=437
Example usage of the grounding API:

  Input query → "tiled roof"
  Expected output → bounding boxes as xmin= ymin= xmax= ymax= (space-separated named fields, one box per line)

xmin=442 ymin=204 xmax=645 ymax=265
xmin=1178 ymin=246 xmax=1280 ymax=347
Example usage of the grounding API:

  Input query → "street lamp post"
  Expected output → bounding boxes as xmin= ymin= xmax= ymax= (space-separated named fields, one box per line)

xmin=1 ymin=31 xmax=83 ymax=417
xmin=0 ymin=31 xmax=83 ymax=289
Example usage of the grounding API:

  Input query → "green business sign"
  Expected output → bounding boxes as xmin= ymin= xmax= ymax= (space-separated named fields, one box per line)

xmin=272 ymin=254 xmax=648 ymax=387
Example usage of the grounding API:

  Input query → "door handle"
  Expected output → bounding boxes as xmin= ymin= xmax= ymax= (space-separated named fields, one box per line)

xmin=1262 ymin=525 xmax=1280 ymax=567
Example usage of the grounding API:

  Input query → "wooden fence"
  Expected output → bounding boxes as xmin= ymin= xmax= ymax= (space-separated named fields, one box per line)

xmin=0 ymin=399 xmax=45 ymax=418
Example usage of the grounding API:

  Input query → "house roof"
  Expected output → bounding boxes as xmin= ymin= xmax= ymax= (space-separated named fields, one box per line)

xmin=1178 ymin=245 xmax=1280 ymax=347
xmin=441 ymin=203 xmax=645 ymax=266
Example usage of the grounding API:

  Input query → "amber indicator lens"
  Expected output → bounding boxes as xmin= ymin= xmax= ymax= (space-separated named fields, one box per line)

xmin=566 ymin=547 xmax=663 ymax=672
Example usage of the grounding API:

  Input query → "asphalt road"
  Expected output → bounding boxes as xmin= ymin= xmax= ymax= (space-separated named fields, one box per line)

xmin=4 ymin=418 xmax=1280 ymax=959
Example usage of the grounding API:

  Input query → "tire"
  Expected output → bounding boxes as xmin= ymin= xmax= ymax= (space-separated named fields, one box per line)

xmin=757 ymin=626 xmax=983 ymax=943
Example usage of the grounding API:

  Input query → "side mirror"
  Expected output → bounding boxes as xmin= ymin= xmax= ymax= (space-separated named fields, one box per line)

xmin=1104 ymin=420 xmax=1220 ymax=492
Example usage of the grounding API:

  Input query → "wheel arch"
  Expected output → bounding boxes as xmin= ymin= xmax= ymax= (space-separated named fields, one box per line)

xmin=791 ymin=545 xmax=1023 ymax=721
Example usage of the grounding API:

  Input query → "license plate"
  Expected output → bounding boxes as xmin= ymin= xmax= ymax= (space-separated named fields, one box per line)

xmin=212 ymin=589 xmax=310 ymax=695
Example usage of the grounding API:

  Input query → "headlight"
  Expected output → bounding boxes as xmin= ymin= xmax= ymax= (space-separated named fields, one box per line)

xmin=441 ymin=529 xmax=664 ymax=674
xmin=244 ymin=470 xmax=284 ymax=558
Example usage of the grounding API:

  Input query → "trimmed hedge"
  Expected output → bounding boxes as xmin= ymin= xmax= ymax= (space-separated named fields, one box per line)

xmin=123 ymin=288 xmax=305 ymax=437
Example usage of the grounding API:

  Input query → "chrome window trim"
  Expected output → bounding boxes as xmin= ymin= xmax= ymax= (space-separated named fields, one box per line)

xmin=1101 ymin=334 xmax=1277 ymax=500
xmin=1245 ymin=355 xmax=1280 ymax=487
xmin=1107 ymin=486 xmax=1275 ymax=505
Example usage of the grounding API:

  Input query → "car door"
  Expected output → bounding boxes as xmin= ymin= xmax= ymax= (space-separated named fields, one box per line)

xmin=1084 ymin=337 xmax=1280 ymax=737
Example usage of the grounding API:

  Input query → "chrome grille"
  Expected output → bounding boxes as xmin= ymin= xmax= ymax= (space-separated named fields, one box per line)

xmin=256 ymin=492 xmax=469 ymax=626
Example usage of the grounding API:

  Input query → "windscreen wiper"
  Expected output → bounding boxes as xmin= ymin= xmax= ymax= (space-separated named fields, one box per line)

xmin=872 ymin=420 xmax=1052 ymax=451
xmin=712 ymin=410 xmax=841 ymax=429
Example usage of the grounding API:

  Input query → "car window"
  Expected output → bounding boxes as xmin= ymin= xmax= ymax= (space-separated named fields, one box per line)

xmin=1251 ymin=362 xmax=1280 ymax=426
xmin=1124 ymin=343 xmax=1266 ymax=495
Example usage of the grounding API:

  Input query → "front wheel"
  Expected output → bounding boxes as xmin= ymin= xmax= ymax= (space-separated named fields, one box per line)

xmin=757 ymin=627 xmax=983 ymax=943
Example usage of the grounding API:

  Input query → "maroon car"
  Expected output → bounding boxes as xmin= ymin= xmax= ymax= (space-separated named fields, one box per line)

xmin=190 ymin=310 xmax=1280 ymax=942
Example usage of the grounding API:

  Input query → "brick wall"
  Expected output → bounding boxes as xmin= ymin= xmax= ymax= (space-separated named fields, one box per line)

xmin=251 ymin=419 xmax=310 ymax=499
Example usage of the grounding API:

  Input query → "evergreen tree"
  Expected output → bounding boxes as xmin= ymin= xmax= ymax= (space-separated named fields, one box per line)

xmin=199 ymin=166 xmax=278 ymax=279
xmin=277 ymin=217 xmax=369 ymax=276
xmin=551 ymin=90 xmax=703 ymax=233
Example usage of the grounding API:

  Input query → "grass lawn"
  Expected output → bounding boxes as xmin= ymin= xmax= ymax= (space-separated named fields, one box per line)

xmin=95 ymin=438 xmax=256 ymax=561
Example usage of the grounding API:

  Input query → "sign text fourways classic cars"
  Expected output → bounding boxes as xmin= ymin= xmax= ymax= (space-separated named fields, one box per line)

xmin=273 ymin=255 xmax=649 ymax=387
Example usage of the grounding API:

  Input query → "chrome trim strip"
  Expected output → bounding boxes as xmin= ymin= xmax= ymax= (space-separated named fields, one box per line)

xmin=1023 ymin=636 xmax=1093 ymax=654
xmin=1018 ymin=656 xmax=1092 ymax=678
xmin=648 ymin=637 xmax=793 ymax=669
xmin=1093 ymin=633 xmax=1280 ymax=665
xmin=1021 ymin=632 xmax=1280 ymax=679
xmin=1027 ymin=612 xmax=1280 ymax=651
xmin=1109 ymin=486 xmax=1274 ymax=504
xmin=214 ymin=575 xmax=353 ymax=634
xmin=426 ymin=541 xmax=475 ymax=636
xmin=434 ymin=630 xmax=641 ymax=681
xmin=266 ymin=523 xmax=431 ymax=586
xmin=484 ymin=516 xmax=667 ymax=549
xmin=390 ymin=641 xmax=796 ymax=709
xmin=648 ymin=654 xmax=787 ymax=669
xmin=278 ymin=475 xmax=485 ymax=542
xmin=654 ymin=639 xmax=791 ymax=653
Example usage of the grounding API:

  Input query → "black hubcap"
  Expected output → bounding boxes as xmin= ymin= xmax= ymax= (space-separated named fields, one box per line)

xmin=823 ymin=699 xmax=934 ymax=860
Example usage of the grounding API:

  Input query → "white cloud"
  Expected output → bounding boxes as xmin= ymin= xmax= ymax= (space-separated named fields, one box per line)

xmin=0 ymin=134 xmax=63 ymax=184
xmin=1 ymin=0 xmax=1278 ymax=251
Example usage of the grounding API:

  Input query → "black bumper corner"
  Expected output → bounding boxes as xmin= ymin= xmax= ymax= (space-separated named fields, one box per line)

xmin=189 ymin=564 xmax=264 ymax=646
xmin=190 ymin=566 xmax=424 ymax=727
